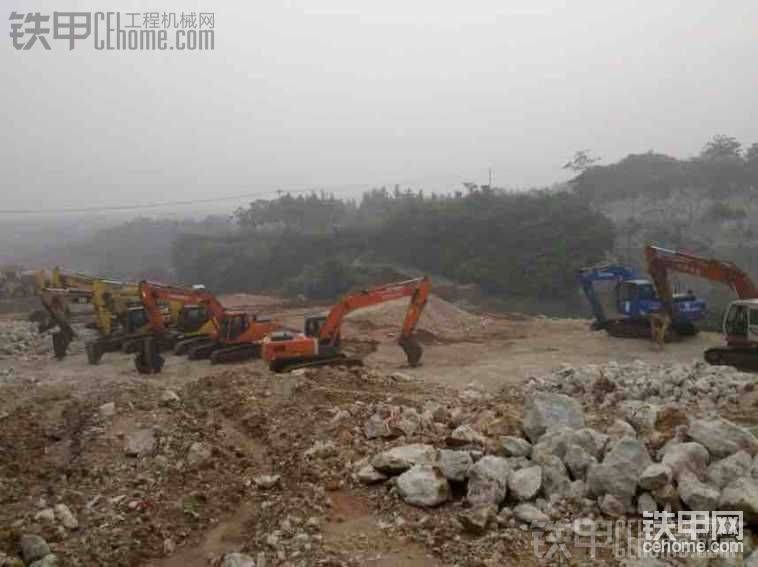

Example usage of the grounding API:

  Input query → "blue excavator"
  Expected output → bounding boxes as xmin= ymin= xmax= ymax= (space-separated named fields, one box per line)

xmin=576 ymin=264 xmax=706 ymax=339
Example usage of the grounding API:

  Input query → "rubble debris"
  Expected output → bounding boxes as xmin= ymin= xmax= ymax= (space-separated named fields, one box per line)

xmin=124 ymin=428 xmax=157 ymax=457
xmin=19 ymin=535 xmax=50 ymax=564
xmin=522 ymin=392 xmax=585 ymax=442
xmin=395 ymin=464 xmax=450 ymax=507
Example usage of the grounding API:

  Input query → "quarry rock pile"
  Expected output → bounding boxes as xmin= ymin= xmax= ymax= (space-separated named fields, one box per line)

xmin=0 ymin=321 xmax=50 ymax=359
xmin=526 ymin=360 xmax=756 ymax=414
xmin=358 ymin=373 xmax=758 ymax=562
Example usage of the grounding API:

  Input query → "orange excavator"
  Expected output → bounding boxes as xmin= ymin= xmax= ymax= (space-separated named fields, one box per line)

xmin=134 ymin=281 xmax=222 ymax=373
xmin=645 ymin=244 xmax=758 ymax=369
xmin=262 ymin=277 xmax=431 ymax=372
xmin=136 ymin=280 xmax=279 ymax=372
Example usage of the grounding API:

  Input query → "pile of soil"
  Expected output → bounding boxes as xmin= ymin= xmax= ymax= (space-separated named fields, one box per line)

xmin=346 ymin=295 xmax=485 ymax=340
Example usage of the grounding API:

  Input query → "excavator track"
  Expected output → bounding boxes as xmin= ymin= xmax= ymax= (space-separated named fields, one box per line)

xmin=269 ymin=354 xmax=363 ymax=373
xmin=174 ymin=336 xmax=214 ymax=355
xmin=210 ymin=343 xmax=262 ymax=364
xmin=602 ymin=319 xmax=681 ymax=342
xmin=704 ymin=347 xmax=758 ymax=372
xmin=187 ymin=341 xmax=219 ymax=360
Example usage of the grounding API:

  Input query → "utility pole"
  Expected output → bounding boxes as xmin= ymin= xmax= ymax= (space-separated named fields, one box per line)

xmin=488 ymin=168 xmax=493 ymax=188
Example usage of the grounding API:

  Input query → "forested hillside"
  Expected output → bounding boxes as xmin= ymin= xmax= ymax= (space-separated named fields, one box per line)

xmin=173 ymin=188 xmax=615 ymax=311
xmin=569 ymin=135 xmax=758 ymax=327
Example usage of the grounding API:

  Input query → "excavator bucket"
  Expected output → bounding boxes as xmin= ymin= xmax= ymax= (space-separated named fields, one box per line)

xmin=398 ymin=335 xmax=423 ymax=367
xmin=52 ymin=331 xmax=72 ymax=360
xmin=86 ymin=341 xmax=104 ymax=365
xmin=134 ymin=338 xmax=165 ymax=374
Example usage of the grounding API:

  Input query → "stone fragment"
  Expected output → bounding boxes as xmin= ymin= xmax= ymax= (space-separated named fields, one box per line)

xmin=437 ymin=449 xmax=472 ymax=482
xmin=507 ymin=465 xmax=542 ymax=502
xmin=522 ymin=392 xmax=585 ymax=443
xmin=466 ymin=455 xmax=510 ymax=506
xmin=396 ymin=465 xmax=450 ymax=507
xmin=371 ymin=444 xmax=437 ymax=474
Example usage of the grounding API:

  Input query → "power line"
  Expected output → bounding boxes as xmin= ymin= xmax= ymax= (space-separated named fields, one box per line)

xmin=0 ymin=186 xmax=365 ymax=215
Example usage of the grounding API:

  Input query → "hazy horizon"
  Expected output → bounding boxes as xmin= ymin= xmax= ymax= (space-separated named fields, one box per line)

xmin=3 ymin=0 xmax=758 ymax=214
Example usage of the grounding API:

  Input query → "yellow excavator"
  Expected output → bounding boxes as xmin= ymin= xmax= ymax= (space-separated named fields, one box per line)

xmin=86 ymin=279 xmax=213 ymax=366
xmin=85 ymin=279 xmax=164 ymax=364
xmin=38 ymin=286 xmax=93 ymax=359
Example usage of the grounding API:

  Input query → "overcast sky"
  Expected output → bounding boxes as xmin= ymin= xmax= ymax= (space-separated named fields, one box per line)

xmin=2 ymin=0 xmax=758 ymax=213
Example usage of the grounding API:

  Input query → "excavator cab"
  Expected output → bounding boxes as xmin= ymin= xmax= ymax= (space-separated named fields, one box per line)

xmin=304 ymin=315 xmax=327 ymax=338
xmin=123 ymin=307 xmax=150 ymax=334
xmin=723 ymin=301 xmax=758 ymax=344
xmin=219 ymin=312 xmax=249 ymax=342
xmin=616 ymin=280 xmax=657 ymax=317
xmin=176 ymin=305 xmax=209 ymax=333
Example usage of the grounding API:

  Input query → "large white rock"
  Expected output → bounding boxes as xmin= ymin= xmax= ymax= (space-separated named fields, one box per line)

xmin=564 ymin=444 xmax=596 ymax=481
xmin=678 ymin=471 xmax=720 ymax=511
xmin=637 ymin=492 xmax=657 ymax=515
xmin=689 ymin=417 xmax=758 ymax=459
xmin=639 ymin=463 xmax=672 ymax=491
xmin=19 ymin=535 xmax=50 ymax=564
xmin=587 ymin=438 xmax=651 ymax=502
xmin=221 ymin=552 xmax=256 ymax=567
xmin=522 ymin=392 xmax=585 ymax=443
xmin=661 ymin=442 xmax=710 ymax=481
xmin=619 ymin=401 xmax=660 ymax=433
xmin=371 ymin=444 xmax=437 ymax=474
xmin=719 ymin=477 xmax=758 ymax=522
xmin=54 ymin=504 xmax=78 ymax=530
xmin=507 ymin=465 xmax=542 ymax=502
xmin=540 ymin=455 xmax=571 ymax=498
xmin=448 ymin=424 xmax=487 ymax=447
xmin=356 ymin=464 xmax=387 ymax=485
xmin=705 ymin=451 xmax=753 ymax=489
xmin=396 ymin=465 xmax=450 ymax=507
xmin=513 ymin=503 xmax=549 ymax=525
xmin=466 ymin=455 xmax=510 ymax=506
xmin=437 ymin=449 xmax=472 ymax=482
xmin=500 ymin=436 xmax=532 ymax=458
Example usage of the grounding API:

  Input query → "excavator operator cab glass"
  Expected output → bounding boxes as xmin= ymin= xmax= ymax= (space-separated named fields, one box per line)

xmin=617 ymin=282 xmax=637 ymax=313
xmin=178 ymin=305 xmax=208 ymax=332
xmin=636 ymin=283 xmax=656 ymax=301
xmin=724 ymin=304 xmax=749 ymax=337
xmin=749 ymin=308 xmax=758 ymax=339
xmin=125 ymin=308 xmax=149 ymax=333
xmin=304 ymin=315 xmax=327 ymax=338
xmin=222 ymin=314 xmax=248 ymax=340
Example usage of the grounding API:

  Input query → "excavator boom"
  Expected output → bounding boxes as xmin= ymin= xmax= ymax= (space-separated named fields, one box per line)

xmin=645 ymin=245 xmax=758 ymax=309
xmin=134 ymin=281 xmax=225 ymax=373
xmin=645 ymin=244 xmax=758 ymax=369
xmin=263 ymin=276 xmax=431 ymax=372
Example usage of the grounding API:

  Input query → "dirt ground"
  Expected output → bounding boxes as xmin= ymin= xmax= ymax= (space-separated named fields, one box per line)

xmin=0 ymin=294 xmax=733 ymax=566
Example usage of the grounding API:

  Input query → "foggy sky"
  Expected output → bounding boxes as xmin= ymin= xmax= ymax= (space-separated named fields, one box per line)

xmin=3 ymin=0 xmax=758 ymax=213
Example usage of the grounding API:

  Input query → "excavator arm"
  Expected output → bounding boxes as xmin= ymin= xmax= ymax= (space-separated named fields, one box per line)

xmin=645 ymin=245 xmax=758 ymax=315
xmin=645 ymin=245 xmax=758 ymax=346
xmin=139 ymin=281 xmax=225 ymax=335
xmin=319 ymin=276 xmax=430 ymax=355
xmin=263 ymin=277 xmax=431 ymax=372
